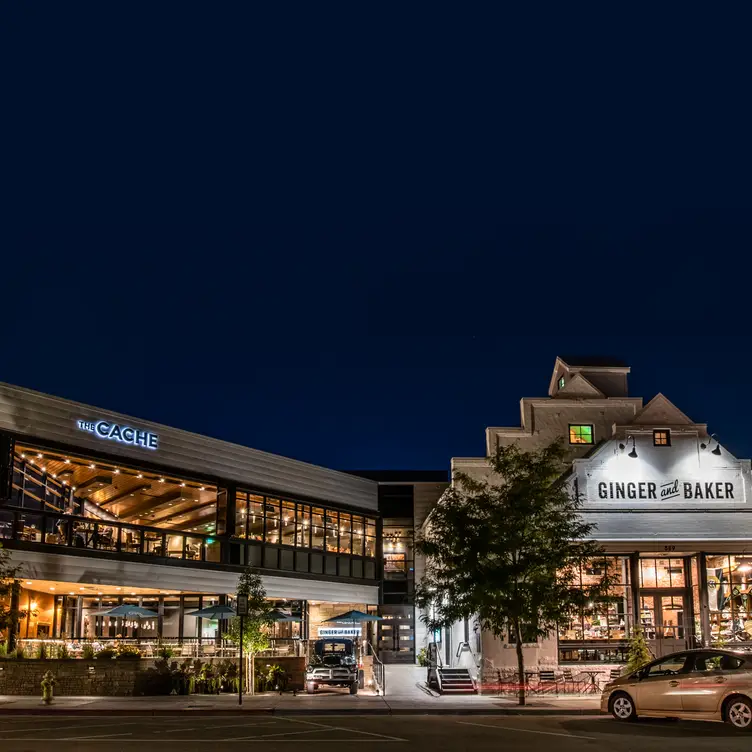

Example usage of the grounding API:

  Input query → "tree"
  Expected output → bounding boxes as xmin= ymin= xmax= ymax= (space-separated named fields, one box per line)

xmin=416 ymin=440 xmax=615 ymax=705
xmin=227 ymin=567 xmax=272 ymax=695
xmin=0 ymin=544 xmax=22 ymax=648
xmin=624 ymin=624 xmax=653 ymax=675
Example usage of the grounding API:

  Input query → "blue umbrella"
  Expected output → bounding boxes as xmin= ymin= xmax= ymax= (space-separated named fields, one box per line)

xmin=98 ymin=604 xmax=159 ymax=618
xmin=185 ymin=604 xmax=237 ymax=620
xmin=268 ymin=609 xmax=302 ymax=623
xmin=323 ymin=609 xmax=382 ymax=624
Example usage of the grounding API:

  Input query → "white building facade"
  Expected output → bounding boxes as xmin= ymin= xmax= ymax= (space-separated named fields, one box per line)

xmin=451 ymin=357 xmax=752 ymax=672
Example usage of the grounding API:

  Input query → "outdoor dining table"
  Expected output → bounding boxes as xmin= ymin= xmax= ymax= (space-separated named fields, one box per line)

xmin=580 ymin=669 xmax=603 ymax=693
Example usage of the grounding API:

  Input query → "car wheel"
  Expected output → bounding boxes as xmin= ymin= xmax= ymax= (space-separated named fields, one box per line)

xmin=349 ymin=681 xmax=358 ymax=695
xmin=306 ymin=681 xmax=316 ymax=694
xmin=609 ymin=692 xmax=637 ymax=722
xmin=726 ymin=697 xmax=752 ymax=730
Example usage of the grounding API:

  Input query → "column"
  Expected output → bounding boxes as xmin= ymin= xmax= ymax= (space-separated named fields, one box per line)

xmin=629 ymin=553 xmax=641 ymax=629
xmin=698 ymin=552 xmax=711 ymax=647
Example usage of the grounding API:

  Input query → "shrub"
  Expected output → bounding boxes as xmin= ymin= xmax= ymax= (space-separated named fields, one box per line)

xmin=115 ymin=644 xmax=141 ymax=660
xmin=417 ymin=647 xmax=428 ymax=667
xmin=15 ymin=645 xmax=25 ymax=660
xmin=95 ymin=647 xmax=116 ymax=660
xmin=157 ymin=643 xmax=174 ymax=660
xmin=57 ymin=644 xmax=70 ymax=660
xmin=82 ymin=643 xmax=95 ymax=660
xmin=36 ymin=642 xmax=48 ymax=660
xmin=0 ymin=642 xmax=7 ymax=659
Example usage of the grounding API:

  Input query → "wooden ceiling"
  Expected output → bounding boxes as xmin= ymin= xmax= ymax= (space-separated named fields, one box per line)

xmin=19 ymin=446 xmax=218 ymax=533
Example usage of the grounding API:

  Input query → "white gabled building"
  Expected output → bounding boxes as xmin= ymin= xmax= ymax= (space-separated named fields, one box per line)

xmin=448 ymin=357 xmax=752 ymax=675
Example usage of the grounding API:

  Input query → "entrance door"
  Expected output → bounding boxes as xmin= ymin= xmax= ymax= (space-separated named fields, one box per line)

xmin=640 ymin=593 xmax=689 ymax=658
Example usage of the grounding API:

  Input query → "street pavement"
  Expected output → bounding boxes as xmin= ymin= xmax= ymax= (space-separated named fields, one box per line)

xmin=0 ymin=713 xmax=749 ymax=751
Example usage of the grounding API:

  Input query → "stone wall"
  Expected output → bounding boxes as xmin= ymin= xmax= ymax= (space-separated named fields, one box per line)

xmin=0 ymin=656 xmax=307 ymax=695
xmin=0 ymin=659 xmax=151 ymax=696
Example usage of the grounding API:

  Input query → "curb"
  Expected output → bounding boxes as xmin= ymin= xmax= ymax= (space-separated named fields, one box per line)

xmin=0 ymin=706 xmax=604 ymax=717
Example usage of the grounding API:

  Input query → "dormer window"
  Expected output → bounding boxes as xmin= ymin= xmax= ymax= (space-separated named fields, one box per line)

xmin=558 ymin=376 xmax=565 ymax=389
xmin=653 ymin=430 xmax=671 ymax=447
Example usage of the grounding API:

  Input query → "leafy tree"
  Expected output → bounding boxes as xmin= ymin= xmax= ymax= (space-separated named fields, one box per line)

xmin=0 ymin=544 xmax=22 ymax=649
xmin=416 ymin=440 xmax=614 ymax=705
xmin=624 ymin=623 xmax=653 ymax=675
xmin=227 ymin=567 xmax=272 ymax=695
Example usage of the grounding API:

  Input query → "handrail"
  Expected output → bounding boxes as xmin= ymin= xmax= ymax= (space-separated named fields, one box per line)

xmin=364 ymin=641 xmax=386 ymax=696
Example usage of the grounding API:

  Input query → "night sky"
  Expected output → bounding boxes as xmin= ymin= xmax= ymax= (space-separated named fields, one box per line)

xmin=5 ymin=6 xmax=752 ymax=471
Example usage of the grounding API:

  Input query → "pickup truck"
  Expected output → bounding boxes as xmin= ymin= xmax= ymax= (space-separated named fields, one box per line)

xmin=305 ymin=638 xmax=359 ymax=695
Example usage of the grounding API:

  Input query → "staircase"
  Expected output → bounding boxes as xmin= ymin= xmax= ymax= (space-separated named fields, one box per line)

xmin=438 ymin=667 xmax=476 ymax=694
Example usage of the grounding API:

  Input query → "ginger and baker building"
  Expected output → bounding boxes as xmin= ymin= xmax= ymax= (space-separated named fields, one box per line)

xmin=451 ymin=356 xmax=752 ymax=670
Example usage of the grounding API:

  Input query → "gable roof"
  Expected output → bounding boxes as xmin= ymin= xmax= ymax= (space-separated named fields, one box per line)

xmin=558 ymin=355 xmax=630 ymax=368
xmin=631 ymin=393 xmax=696 ymax=426
xmin=555 ymin=372 xmax=605 ymax=398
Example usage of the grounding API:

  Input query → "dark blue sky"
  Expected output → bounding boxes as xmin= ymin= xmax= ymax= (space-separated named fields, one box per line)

xmin=5 ymin=5 xmax=752 ymax=470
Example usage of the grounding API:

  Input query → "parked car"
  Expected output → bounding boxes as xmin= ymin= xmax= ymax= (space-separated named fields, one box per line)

xmin=305 ymin=638 xmax=359 ymax=695
xmin=602 ymin=648 xmax=752 ymax=730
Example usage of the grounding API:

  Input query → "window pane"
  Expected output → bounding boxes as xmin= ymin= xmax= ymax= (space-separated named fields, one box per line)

xmin=339 ymin=513 xmax=352 ymax=554
xmin=640 ymin=559 xmax=657 ymax=588
xmin=265 ymin=498 xmax=280 ymax=544
xmin=248 ymin=495 xmax=264 ymax=540
xmin=311 ymin=508 xmax=324 ymax=550
xmin=235 ymin=491 xmax=248 ymax=538
xmin=365 ymin=536 xmax=376 ymax=558
xmin=569 ymin=425 xmax=594 ymax=444
xmin=326 ymin=511 xmax=339 ymax=552
xmin=352 ymin=516 xmax=364 ymax=556
xmin=296 ymin=505 xmax=310 ymax=548
xmin=281 ymin=501 xmax=295 ymax=546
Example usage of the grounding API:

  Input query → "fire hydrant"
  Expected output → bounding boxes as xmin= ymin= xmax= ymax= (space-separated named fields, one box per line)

xmin=41 ymin=671 xmax=55 ymax=705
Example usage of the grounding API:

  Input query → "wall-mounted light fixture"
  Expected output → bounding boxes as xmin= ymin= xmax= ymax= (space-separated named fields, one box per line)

xmin=619 ymin=435 xmax=638 ymax=459
xmin=700 ymin=433 xmax=722 ymax=456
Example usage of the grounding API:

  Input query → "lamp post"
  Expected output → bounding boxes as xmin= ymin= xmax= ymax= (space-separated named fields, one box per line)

xmin=236 ymin=594 xmax=249 ymax=706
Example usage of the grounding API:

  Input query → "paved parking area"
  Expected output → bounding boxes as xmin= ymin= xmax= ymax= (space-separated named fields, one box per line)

xmin=0 ymin=714 xmax=751 ymax=751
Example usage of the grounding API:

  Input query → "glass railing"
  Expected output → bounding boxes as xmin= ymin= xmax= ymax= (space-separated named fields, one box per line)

xmin=0 ymin=506 xmax=377 ymax=579
xmin=0 ymin=507 xmax=220 ymax=563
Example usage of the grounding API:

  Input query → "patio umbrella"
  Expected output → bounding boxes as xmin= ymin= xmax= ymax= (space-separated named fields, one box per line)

xmin=184 ymin=604 xmax=237 ymax=620
xmin=97 ymin=604 xmax=159 ymax=618
xmin=322 ymin=610 xmax=382 ymax=624
xmin=267 ymin=609 xmax=302 ymax=623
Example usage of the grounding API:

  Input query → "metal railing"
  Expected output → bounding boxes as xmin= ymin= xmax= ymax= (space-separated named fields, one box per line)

xmin=365 ymin=641 xmax=386 ymax=696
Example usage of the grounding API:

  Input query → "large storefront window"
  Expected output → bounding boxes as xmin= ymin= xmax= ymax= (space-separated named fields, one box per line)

xmin=558 ymin=556 xmax=632 ymax=662
xmin=706 ymin=554 xmax=752 ymax=643
xmin=234 ymin=490 xmax=377 ymax=558
xmin=10 ymin=445 xmax=219 ymax=534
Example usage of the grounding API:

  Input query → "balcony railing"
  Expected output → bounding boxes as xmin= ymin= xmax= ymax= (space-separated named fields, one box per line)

xmin=0 ymin=505 xmax=379 ymax=580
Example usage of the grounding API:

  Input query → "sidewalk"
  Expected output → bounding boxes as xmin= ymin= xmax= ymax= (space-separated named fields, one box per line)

xmin=0 ymin=691 xmax=603 ymax=716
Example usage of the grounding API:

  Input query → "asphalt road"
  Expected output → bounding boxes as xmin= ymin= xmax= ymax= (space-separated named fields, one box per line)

xmin=0 ymin=714 xmax=750 ymax=751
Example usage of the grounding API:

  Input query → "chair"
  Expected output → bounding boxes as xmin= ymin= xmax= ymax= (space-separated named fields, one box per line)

xmin=561 ymin=667 xmax=587 ymax=693
xmin=535 ymin=669 xmax=562 ymax=694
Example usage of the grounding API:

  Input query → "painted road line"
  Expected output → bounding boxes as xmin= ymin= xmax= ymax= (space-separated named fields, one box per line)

xmin=205 ymin=721 xmax=277 ymax=729
xmin=223 ymin=727 xmax=335 ymax=740
xmin=282 ymin=715 xmax=408 ymax=742
xmin=59 ymin=732 xmax=134 ymax=740
xmin=457 ymin=721 xmax=595 ymax=740
xmin=0 ymin=720 xmax=142 ymax=735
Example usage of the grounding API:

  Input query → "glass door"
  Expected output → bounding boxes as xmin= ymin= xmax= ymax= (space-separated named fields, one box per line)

xmin=640 ymin=593 xmax=688 ymax=657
